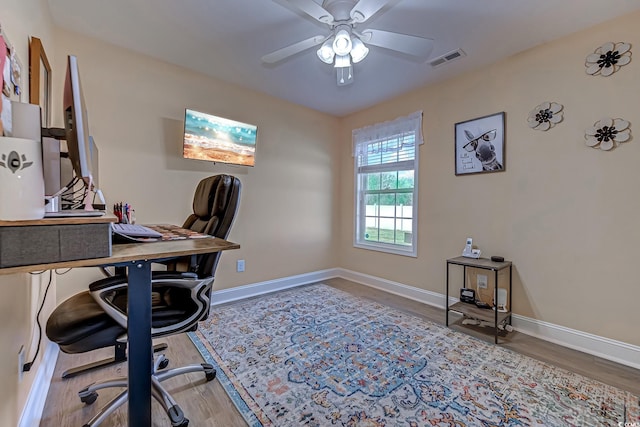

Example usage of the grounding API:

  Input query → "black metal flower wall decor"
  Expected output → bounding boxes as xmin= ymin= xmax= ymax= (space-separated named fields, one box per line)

xmin=527 ymin=102 xmax=563 ymax=131
xmin=585 ymin=118 xmax=631 ymax=151
xmin=585 ymin=42 xmax=632 ymax=76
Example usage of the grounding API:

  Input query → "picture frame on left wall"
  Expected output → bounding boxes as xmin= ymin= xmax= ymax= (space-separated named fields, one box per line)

xmin=29 ymin=36 xmax=51 ymax=127
xmin=455 ymin=112 xmax=505 ymax=175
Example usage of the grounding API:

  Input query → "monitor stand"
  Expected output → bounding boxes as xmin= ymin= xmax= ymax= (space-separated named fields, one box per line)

xmin=44 ymin=210 xmax=105 ymax=218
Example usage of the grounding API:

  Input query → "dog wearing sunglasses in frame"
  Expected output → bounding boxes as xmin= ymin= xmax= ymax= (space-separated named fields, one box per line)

xmin=462 ymin=128 xmax=503 ymax=171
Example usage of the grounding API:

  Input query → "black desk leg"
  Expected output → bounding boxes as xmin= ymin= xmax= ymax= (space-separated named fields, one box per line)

xmin=127 ymin=261 xmax=153 ymax=427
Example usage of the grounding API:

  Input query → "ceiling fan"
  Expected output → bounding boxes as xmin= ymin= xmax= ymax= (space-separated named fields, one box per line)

xmin=261 ymin=0 xmax=434 ymax=86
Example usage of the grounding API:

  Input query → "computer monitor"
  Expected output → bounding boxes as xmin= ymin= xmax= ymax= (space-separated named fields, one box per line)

xmin=63 ymin=55 xmax=96 ymax=189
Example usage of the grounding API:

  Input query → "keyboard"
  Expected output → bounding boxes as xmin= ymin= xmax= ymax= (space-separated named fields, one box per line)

xmin=44 ymin=210 xmax=106 ymax=218
xmin=111 ymin=223 xmax=163 ymax=238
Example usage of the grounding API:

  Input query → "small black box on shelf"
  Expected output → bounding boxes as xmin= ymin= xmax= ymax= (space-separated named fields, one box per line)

xmin=460 ymin=288 xmax=476 ymax=304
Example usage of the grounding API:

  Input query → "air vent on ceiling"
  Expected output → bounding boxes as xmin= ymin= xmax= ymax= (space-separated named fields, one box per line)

xmin=429 ymin=49 xmax=466 ymax=68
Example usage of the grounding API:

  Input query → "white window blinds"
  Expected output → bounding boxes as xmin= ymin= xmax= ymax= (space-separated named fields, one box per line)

xmin=352 ymin=111 xmax=423 ymax=256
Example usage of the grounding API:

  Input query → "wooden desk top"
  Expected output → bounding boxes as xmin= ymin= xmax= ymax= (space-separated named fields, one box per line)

xmin=0 ymin=237 xmax=239 ymax=275
xmin=0 ymin=214 xmax=117 ymax=227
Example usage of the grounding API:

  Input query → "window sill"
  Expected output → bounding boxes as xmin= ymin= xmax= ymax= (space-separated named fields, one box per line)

xmin=353 ymin=242 xmax=417 ymax=258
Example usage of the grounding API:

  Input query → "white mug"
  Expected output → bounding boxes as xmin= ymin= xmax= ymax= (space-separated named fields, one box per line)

xmin=0 ymin=137 xmax=45 ymax=220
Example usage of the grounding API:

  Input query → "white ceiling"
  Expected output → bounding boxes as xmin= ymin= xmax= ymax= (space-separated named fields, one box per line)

xmin=47 ymin=0 xmax=640 ymax=117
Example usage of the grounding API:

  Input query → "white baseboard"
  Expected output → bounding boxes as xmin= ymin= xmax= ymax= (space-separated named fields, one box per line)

xmin=214 ymin=267 xmax=640 ymax=370
xmin=19 ymin=341 xmax=59 ymax=427
xmin=510 ymin=314 xmax=640 ymax=370
xmin=211 ymin=268 xmax=340 ymax=305
xmin=336 ymin=268 xmax=447 ymax=307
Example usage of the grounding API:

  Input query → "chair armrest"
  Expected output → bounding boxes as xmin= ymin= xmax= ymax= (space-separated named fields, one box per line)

xmin=88 ymin=272 xmax=214 ymax=336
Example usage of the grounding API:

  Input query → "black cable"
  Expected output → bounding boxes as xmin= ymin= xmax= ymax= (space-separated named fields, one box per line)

xmin=80 ymin=184 xmax=90 ymax=207
xmin=23 ymin=270 xmax=54 ymax=372
xmin=59 ymin=177 xmax=81 ymax=210
xmin=59 ymin=176 xmax=80 ymax=199
xmin=67 ymin=181 xmax=89 ymax=210
xmin=61 ymin=184 xmax=88 ymax=210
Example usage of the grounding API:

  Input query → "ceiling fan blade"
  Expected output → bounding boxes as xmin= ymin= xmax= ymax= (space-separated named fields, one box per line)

xmin=360 ymin=29 xmax=434 ymax=60
xmin=261 ymin=35 xmax=327 ymax=64
xmin=282 ymin=0 xmax=334 ymax=24
xmin=350 ymin=0 xmax=393 ymax=23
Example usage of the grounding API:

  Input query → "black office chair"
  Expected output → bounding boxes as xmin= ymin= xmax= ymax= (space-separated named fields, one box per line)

xmin=46 ymin=174 xmax=241 ymax=427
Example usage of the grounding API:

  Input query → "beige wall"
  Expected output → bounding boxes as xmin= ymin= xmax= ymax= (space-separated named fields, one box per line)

xmin=51 ymin=28 xmax=340 ymax=299
xmin=338 ymin=11 xmax=640 ymax=346
xmin=0 ymin=0 xmax=56 ymax=424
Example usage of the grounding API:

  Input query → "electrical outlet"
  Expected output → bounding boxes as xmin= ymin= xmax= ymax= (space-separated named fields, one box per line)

xmin=236 ymin=259 xmax=245 ymax=273
xmin=18 ymin=346 xmax=24 ymax=382
xmin=477 ymin=275 xmax=488 ymax=289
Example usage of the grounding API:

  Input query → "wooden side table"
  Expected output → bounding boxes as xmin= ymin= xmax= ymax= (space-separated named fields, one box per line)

xmin=446 ymin=256 xmax=513 ymax=343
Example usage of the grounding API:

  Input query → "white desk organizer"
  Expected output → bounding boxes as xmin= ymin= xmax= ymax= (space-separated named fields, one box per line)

xmin=0 ymin=136 xmax=45 ymax=220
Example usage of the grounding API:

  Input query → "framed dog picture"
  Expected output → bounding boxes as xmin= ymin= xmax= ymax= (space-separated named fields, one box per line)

xmin=455 ymin=112 xmax=505 ymax=175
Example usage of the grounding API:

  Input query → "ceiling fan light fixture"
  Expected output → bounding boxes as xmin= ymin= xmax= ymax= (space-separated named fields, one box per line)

xmin=317 ymin=38 xmax=335 ymax=64
xmin=350 ymin=36 xmax=369 ymax=63
xmin=263 ymin=0 xmax=437 ymax=87
xmin=333 ymin=29 xmax=352 ymax=56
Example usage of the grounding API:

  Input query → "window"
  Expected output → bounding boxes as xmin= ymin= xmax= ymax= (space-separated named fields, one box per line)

xmin=352 ymin=111 xmax=423 ymax=256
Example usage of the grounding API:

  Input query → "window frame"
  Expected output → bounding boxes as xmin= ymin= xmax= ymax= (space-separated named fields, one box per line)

xmin=352 ymin=112 xmax=422 ymax=257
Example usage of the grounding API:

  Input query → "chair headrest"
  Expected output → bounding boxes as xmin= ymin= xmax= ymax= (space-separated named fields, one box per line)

xmin=189 ymin=174 xmax=240 ymax=237
xmin=193 ymin=174 xmax=235 ymax=215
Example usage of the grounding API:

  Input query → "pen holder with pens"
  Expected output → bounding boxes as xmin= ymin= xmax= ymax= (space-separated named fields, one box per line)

xmin=114 ymin=202 xmax=135 ymax=224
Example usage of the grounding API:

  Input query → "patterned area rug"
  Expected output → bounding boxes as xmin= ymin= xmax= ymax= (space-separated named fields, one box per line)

xmin=188 ymin=284 xmax=639 ymax=426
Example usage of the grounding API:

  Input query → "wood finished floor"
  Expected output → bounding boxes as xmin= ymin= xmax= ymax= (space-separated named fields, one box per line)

xmin=40 ymin=277 xmax=640 ymax=426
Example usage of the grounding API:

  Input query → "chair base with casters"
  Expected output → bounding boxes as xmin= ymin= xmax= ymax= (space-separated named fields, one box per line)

xmin=61 ymin=341 xmax=168 ymax=379
xmin=78 ymin=353 xmax=216 ymax=427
